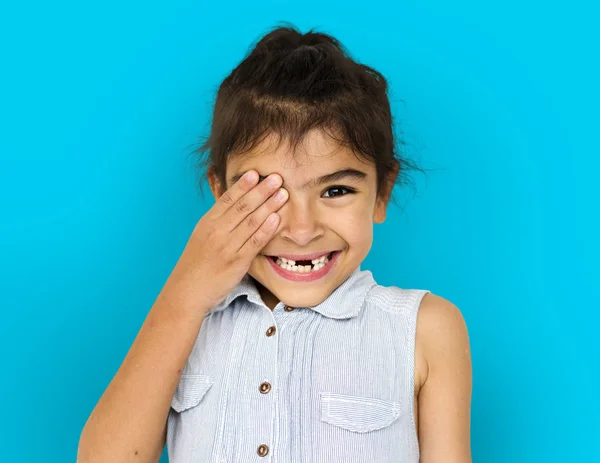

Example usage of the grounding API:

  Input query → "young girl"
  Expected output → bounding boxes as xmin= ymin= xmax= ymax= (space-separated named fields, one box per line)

xmin=78 ymin=25 xmax=472 ymax=463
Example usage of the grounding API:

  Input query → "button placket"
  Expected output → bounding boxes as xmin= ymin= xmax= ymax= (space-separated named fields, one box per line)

xmin=262 ymin=323 xmax=274 ymax=392
xmin=255 ymin=311 xmax=277 ymax=459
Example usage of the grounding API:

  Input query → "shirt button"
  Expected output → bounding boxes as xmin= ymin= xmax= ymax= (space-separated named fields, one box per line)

xmin=266 ymin=325 xmax=276 ymax=336
xmin=257 ymin=444 xmax=269 ymax=457
xmin=259 ymin=381 xmax=271 ymax=394
xmin=284 ymin=305 xmax=295 ymax=312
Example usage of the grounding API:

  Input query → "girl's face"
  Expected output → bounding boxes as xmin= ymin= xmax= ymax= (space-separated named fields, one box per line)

xmin=212 ymin=128 xmax=395 ymax=310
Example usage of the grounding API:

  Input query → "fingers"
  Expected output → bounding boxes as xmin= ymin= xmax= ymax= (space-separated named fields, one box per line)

xmin=232 ymin=186 xmax=289 ymax=256
xmin=236 ymin=212 xmax=281 ymax=259
xmin=210 ymin=170 xmax=260 ymax=219
xmin=220 ymin=173 xmax=284 ymax=233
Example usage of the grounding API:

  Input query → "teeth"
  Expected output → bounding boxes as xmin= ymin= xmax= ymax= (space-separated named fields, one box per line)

xmin=312 ymin=255 xmax=327 ymax=264
xmin=274 ymin=254 xmax=331 ymax=273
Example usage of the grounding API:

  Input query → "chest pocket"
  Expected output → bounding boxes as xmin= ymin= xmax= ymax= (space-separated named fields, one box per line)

xmin=320 ymin=391 xmax=401 ymax=433
xmin=170 ymin=373 xmax=213 ymax=412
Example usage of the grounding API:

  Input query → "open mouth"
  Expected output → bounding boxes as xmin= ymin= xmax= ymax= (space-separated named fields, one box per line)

xmin=265 ymin=250 xmax=341 ymax=281
xmin=268 ymin=251 xmax=335 ymax=273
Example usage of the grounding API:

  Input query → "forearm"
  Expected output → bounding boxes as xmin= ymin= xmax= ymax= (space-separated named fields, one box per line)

xmin=77 ymin=275 xmax=209 ymax=463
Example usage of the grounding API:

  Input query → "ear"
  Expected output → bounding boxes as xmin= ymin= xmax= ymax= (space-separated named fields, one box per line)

xmin=207 ymin=165 xmax=225 ymax=201
xmin=373 ymin=162 xmax=399 ymax=224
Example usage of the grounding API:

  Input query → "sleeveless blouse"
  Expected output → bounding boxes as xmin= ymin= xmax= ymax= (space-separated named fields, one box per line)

xmin=167 ymin=265 xmax=430 ymax=462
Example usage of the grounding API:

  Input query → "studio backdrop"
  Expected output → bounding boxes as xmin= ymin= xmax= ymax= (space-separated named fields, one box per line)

xmin=1 ymin=0 xmax=598 ymax=461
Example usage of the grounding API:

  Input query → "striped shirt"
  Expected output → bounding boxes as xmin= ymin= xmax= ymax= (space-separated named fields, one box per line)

xmin=166 ymin=265 xmax=430 ymax=462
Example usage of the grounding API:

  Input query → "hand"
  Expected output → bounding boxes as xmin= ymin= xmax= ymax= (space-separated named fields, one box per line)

xmin=169 ymin=170 xmax=288 ymax=312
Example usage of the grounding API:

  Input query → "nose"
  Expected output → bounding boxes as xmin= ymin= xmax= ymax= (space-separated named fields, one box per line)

xmin=277 ymin=196 xmax=325 ymax=246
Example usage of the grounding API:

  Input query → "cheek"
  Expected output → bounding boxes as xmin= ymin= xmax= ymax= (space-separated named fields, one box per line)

xmin=331 ymin=209 xmax=374 ymax=244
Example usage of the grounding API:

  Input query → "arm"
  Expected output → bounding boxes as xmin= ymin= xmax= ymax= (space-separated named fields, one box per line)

xmin=77 ymin=273 xmax=210 ymax=463
xmin=77 ymin=169 xmax=288 ymax=463
xmin=416 ymin=293 xmax=473 ymax=463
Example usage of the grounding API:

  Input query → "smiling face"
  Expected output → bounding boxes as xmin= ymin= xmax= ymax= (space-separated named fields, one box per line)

xmin=209 ymin=128 xmax=397 ymax=310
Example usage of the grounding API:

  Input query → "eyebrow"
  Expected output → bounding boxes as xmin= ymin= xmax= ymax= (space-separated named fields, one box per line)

xmin=229 ymin=168 xmax=368 ymax=189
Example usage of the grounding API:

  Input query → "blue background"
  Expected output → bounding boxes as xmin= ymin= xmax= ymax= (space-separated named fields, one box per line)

xmin=1 ymin=1 xmax=598 ymax=461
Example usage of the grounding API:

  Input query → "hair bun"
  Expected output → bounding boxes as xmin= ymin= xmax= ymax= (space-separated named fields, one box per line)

xmin=252 ymin=25 xmax=346 ymax=58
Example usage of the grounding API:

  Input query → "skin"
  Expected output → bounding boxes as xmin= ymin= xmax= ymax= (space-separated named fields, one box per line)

xmin=208 ymin=128 xmax=472 ymax=462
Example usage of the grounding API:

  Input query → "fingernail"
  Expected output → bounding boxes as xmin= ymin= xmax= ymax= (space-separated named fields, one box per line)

xmin=275 ymin=188 xmax=287 ymax=200
xmin=268 ymin=175 xmax=281 ymax=187
xmin=244 ymin=171 xmax=257 ymax=183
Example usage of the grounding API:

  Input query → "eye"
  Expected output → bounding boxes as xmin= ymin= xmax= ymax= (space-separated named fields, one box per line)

xmin=322 ymin=186 xmax=356 ymax=198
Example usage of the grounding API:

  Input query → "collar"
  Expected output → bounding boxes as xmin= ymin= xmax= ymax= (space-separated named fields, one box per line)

xmin=207 ymin=265 xmax=377 ymax=319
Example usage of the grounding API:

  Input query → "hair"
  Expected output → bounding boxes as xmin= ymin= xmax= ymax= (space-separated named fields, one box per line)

xmin=188 ymin=23 xmax=426 ymax=206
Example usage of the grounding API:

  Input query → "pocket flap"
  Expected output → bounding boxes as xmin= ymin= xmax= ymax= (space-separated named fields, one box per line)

xmin=320 ymin=391 xmax=401 ymax=433
xmin=170 ymin=374 xmax=213 ymax=412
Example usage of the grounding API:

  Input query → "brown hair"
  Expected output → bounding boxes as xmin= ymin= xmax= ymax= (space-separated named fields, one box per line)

xmin=189 ymin=23 xmax=425 ymax=206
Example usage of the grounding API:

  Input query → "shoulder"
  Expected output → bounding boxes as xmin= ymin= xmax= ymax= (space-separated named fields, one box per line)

xmin=417 ymin=293 xmax=469 ymax=338
xmin=415 ymin=292 xmax=471 ymax=390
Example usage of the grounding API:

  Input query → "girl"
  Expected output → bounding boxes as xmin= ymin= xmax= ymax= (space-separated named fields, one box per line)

xmin=78 ymin=24 xmax=472 ymax=463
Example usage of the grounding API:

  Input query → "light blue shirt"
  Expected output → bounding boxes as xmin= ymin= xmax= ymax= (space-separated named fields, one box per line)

xmin=167 ymin=265 xmax=430 ymax=462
